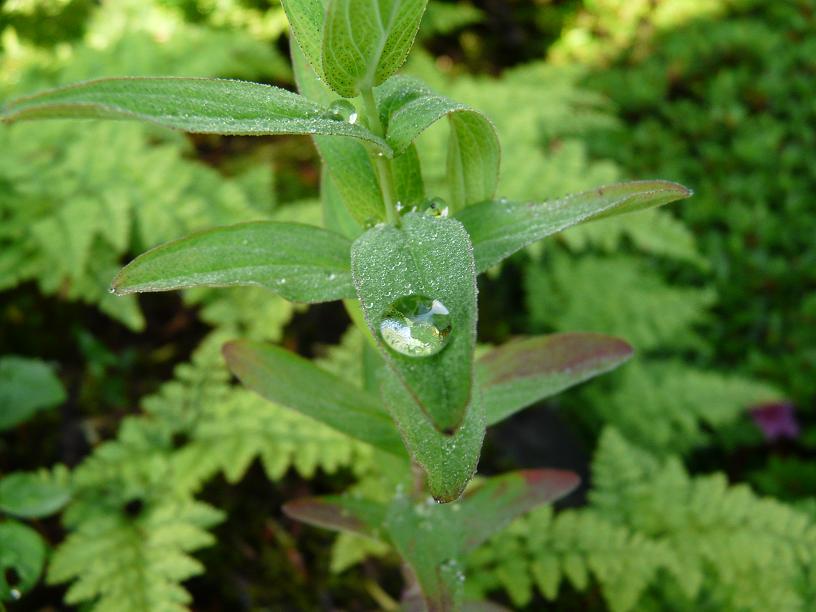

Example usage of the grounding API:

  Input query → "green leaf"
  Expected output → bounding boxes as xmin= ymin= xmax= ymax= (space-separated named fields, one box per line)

xmin=321 ymin=167 xmax=364 ymax=239
xmin=456 ymin=180 xmax=692 ymax=272
xmin=0 ymin=356 xmax=66 ymax=431
xmin=0 ymin=521 xmax=47 ymax=602
xmin=322 ymin=0 xmax=428 ymax=97
xmin=377 ymin=76 xmax=499 ymax=211
xmin=2 ymin=77 xmax=392 ymax=154
xmin=0 ymin=469 xmax=71 ymax=519
xmin=318 ymin=136 xmax=386 ymax=225
xmin=280 ymin=0 xmax=326 ymax=78
xmin=478 ymin=334 xmax=633 ymax=426
xmin=291 ymin=44 xmax=386 ymax=225
xmin=448 ymin=112 xmax=501 ymax=211
xmin=381 ymin=370 xmax=485 ymax=502
xmin=285 ymin=471 xmax=578 ymax=608
xmin=458 ymin=470 xmax=579 ymax=552
xmin=392 ymin=144 xmax=426 ymax=208
xmin=282 ymin=496 xmax=387 ymax=538
xmin=222 ymin=340 xmax=404 ymax=455
xmin=111 ymin=222 xmax=355 ymax=303
xmin=351 ymin=212 xmax=478 ymax=433
xmin=384 ymin=491 xmax=465 ymax=609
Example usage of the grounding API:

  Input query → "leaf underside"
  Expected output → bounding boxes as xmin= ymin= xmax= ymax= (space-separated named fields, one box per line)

xmin=478 ymin=333 xmax=634 ymax=426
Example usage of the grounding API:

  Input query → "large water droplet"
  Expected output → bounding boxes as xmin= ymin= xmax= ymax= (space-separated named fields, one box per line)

xmin=323 ymin=99 xmax=358 ymax=124
xmin=379 ymin=294 xmax=452 ymax=357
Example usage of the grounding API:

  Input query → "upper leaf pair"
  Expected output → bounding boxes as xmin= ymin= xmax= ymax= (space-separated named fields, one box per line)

xmin=2 ymin=77 xmax=393 ymax=157
xmin=375 ymin=76 xmax=500 ymax=212
xmin=283 ymin=0 xmax=427 ymax=98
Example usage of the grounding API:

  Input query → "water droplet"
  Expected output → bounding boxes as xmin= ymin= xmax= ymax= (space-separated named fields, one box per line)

xmin=323 ymin=99 xmax=358 ymax=124
xmin=327 ymin=272 xmax=337 ymax=281
xmin=10 ymin=588 xmax=21 ymax=600
xmin=395 ymin=201 xmax=404 ymax=212
xmin=379 ymin=294 xmax=452 ymax=358
xmin=421 ymin=197 xmax=449 ymax=218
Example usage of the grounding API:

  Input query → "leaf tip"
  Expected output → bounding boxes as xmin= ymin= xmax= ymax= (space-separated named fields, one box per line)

xmin=519 ymin=468 xmax=581 ymax=498
xmin=220 ymin=340 xmax=242 ymax=365
xmin=108 ymin=274 xmax=128 ymax=296
xmin=282 ymin=497 xmax=369 ymax=534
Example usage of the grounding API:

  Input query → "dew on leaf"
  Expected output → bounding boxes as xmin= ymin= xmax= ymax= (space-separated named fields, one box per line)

xmin=323 ymin=99 xmax=358 ymax=124
xmin=379 ymin=294 xmax=452 ymax=357
xmin=421 ymin=197 xmax=449 ymax=218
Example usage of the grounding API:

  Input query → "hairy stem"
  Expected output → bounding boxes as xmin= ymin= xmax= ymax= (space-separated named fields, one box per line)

xmin=361 ymin=87 xmax=400 ymax=226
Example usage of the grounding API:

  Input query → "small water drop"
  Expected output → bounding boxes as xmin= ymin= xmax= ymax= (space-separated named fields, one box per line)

xmin=379 ymin=294 xmax=452 ymax=358
xmin=395 ymin=201 xmax=404 ymax=213
xmin=421 ymin=197 xmax=449 ymax=218
xmin=327 ymin=272 xmax=337 ymax=281
xmin=277 ymin=278 xmax=287 ymax=285
xmin=323 ymin=99 xmax=358 ymax=123
xmin=10 ymin=588 xmax=21 ymax=600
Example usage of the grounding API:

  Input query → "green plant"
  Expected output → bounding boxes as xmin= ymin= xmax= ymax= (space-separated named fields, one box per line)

xmin=1 ymin=1 xmax=692 ymax=608
xmin=0 ymin=356 xmax=71 ymax=604
xmin=467 ymin=428 xmax=816 ymax=611
xmin=557 ymin=0 xmax=816 ymax=415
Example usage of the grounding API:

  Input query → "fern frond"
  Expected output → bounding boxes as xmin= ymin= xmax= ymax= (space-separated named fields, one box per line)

xmin=525 ymin=253 xmax=715 ymax=351
xmin=468 ymin=429 xmax=816 ymax=611
xmin=466 ymin=507 xmax=667 ymax=611
xmin=49 ymin=496 xmax=223 ymax=612
xmin=0 ymin=9 xmax=282 ymax=329
xmin=141 ymin=329 xmax=375 ymax=492
xmin=586 ymin=360 xmax=783 ymax=453
xmin=561 ymin=208 xmax=707 ymax=267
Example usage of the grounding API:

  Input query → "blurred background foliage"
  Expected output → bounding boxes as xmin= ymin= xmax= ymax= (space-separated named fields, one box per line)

xmin=1 ymin=0 xmax=814 ymax=610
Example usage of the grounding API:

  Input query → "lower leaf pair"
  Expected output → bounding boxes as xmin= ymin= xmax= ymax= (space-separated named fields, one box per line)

xmin=283 ymin=470 xmax=580 ymax=609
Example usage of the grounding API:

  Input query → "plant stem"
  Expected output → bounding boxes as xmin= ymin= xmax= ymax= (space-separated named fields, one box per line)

xmin=361 ymin=87 xmax=400 ymax=226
